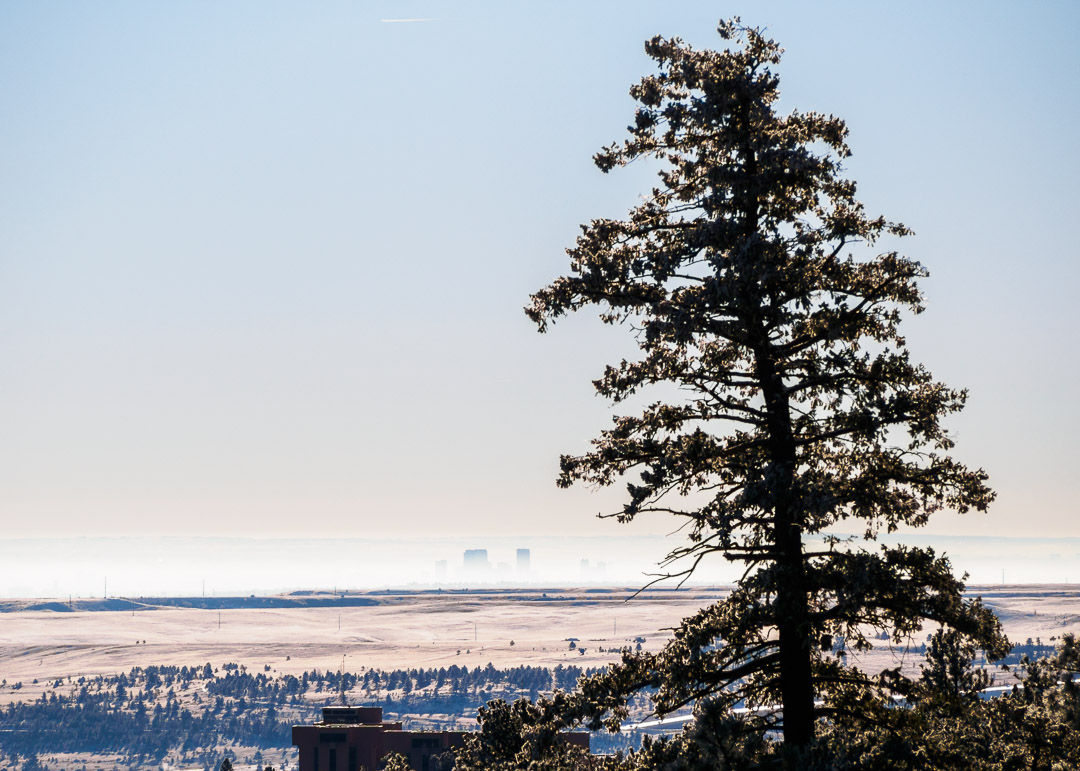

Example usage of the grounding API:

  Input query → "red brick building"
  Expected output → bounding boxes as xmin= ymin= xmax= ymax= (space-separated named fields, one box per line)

xmin=293 ymin=706 xmax=461 ymax=771
xmin=293 ymin=705 xmax=589 ymax=771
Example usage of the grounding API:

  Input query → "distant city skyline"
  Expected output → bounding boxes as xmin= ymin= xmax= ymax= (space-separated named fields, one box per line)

xmin=1 ymin=2 xmax=1077 ymax=541
xmin=1 ymin=534 xmax=1077 ymax=599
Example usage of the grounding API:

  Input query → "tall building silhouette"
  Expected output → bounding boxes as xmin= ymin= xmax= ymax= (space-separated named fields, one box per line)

xmin=463 ymin=549 xmax=489 ymax=570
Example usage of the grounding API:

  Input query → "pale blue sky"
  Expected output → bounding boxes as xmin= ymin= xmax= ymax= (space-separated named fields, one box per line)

xmin=1 ymin=1 xmax=1077 ymax=539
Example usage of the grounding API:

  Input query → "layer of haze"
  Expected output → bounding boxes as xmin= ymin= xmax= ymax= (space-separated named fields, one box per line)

xmin=2 ymin=1 xmax=1077 ymax=542
xmin=3 ymin=536 xmax=1077 ymax=599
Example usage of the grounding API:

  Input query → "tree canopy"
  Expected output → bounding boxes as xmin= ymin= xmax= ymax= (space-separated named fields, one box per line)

xmin=527 ymin=19 xmax=1007 ymax=765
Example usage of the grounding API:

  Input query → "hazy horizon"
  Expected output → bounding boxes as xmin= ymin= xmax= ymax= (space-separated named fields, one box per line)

xmin=3 ymin=534 xmax=1076 ymax=599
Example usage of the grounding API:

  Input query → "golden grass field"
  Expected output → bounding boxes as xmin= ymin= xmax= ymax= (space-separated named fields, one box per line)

xmin=1 ymin=585 xmax=1077 ymax=692
xmin=0 ymin=589 xmax=719 ymax=696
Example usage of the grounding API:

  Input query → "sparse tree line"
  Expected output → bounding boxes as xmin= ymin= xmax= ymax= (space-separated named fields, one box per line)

xmin=0 ymin=661 xmax=616 ymax=769
xmin=0 ymin=666 xmax=287 ymax=763
xmin=1 ymin=637 xmax=1076 ymax=770
xmin=208 ymin=662 xmax=591 ymax=701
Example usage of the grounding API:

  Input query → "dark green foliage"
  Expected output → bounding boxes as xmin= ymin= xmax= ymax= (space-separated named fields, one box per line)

xmin=429 ymin=750 xmax=457 ymax=771
xmin=527 ymin=19 xmax=1008 ymax=760
xmin=807 ymin=636 xmax=1080 ymax=769
xmin=455 ymin=698 xmax=597 ymax=771
xmin=919 ymin=625 xmax=991 ymax=702
xmin=379 ymin=751 xmax=413 ymax=771
xmin=457 ymin=637 xmax=1080 ymax=770
xmin=623 ymin=699 xmax=773 ymax=770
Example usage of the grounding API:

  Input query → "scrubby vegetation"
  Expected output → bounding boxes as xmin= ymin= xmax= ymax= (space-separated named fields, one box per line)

xmin=455 ymin=634 xmax=1080 ymax=770
xmin=1 ymin=634 xmax=1076 ymax=770
xmin=0 ymin=661 xmax=625 ymax=770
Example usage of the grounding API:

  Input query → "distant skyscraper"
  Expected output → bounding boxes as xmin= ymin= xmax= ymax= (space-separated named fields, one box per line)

xmin=434 ymin=560 xmax=448 ymax=579
xmin=463 ymin=549 xmax=489 ymax=572
xmin=516 ymin=549 xmax=531 ymax=573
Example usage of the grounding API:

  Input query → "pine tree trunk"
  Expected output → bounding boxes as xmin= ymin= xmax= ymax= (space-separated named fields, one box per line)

xmin=776 ymin=523 xmax=815 ymax=763
xmin=756 ymin=345 xmax=816 ymax=762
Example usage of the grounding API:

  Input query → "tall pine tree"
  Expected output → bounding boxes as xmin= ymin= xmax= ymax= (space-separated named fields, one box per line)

xmin=528 ymin=20 xmax=1007 ymax=763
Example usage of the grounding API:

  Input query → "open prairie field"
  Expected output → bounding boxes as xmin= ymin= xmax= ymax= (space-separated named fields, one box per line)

xmin=0 ymin=588 xmax=723 ymax=694
xmin=1 ymin=585 xmax=1077 ymax=692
